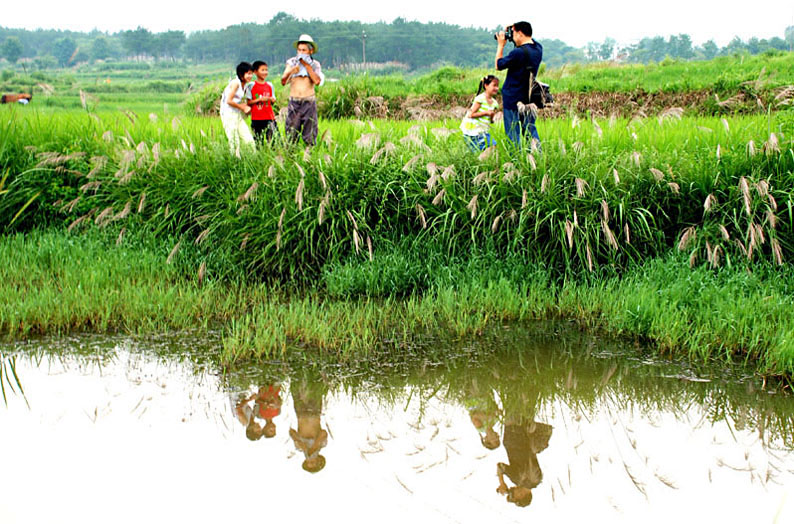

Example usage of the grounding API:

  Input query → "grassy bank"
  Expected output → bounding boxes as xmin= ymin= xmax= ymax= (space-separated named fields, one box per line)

xmin=3 ymin=229 xmax=794 ymax=379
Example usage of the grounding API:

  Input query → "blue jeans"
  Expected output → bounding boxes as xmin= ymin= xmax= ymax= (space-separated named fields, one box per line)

xmin=464 ymin=132 xmax=496 ymax=152
xmin=503 ymin=108 xmax=540 ymax=149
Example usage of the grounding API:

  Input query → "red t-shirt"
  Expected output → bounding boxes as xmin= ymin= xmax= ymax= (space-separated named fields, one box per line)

xmin=249 ymin=81 xmax=275 ymax=121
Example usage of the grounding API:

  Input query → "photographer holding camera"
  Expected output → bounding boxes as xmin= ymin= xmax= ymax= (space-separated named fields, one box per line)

xmin=495 ymin=21 xmax=543 ymax=148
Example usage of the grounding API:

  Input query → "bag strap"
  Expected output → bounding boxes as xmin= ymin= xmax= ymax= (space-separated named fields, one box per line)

xmin=519 ymin=45 xmax=538 ymax=98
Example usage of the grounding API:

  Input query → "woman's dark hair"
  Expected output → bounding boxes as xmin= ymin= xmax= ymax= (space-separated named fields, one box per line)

xmin=236 ymin=62 xmax=253 ymax=82
xmin=477 ymin=75 xmax=499 ymax=95
xmin=513 ymin=21 xmax=533 ymax=37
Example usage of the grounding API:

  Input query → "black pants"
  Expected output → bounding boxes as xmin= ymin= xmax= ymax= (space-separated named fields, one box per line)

xmin=251 ymin=120 xmax=278 ymax=144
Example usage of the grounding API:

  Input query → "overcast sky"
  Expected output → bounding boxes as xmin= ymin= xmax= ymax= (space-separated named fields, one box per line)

xmin=4 ymin=0 xmax=793 ymax=48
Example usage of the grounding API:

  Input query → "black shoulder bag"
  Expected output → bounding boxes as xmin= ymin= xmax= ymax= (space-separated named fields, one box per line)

xmin=520 ymin=45 xmax=553 ymax=110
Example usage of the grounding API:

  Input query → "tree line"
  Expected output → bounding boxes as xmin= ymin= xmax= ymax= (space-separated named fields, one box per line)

xmin=2 ymin=14 xmax=793 ymax=71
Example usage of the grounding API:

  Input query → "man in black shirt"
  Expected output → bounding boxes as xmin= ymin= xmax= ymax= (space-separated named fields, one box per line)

xmin=495 ymin=21 xmax=543 ymax=148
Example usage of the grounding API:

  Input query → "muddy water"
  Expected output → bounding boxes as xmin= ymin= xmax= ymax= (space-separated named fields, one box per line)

xmin=1 ymin=325 xmax=793 ymax=523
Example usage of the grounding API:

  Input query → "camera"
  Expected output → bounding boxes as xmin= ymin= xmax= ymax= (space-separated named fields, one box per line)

xmin=494 ymin=26 xmax=514 ymax=42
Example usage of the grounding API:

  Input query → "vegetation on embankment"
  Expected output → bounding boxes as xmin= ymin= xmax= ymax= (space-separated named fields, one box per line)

xmin=3 ymin=229 xmax=794 ymax=381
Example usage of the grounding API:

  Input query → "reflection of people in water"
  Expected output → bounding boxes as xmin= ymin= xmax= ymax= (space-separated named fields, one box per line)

xmin=495 ymin=391 xmax=553 ymax=507
xmin=289 ymin=379 xmax=328 ymax=473
xmin=231 ymin=392 xmax=264 ymax=441
xmin=254 ymin=384 xmax=282 ymax=439
xmin=467 ymin=383 xmax=502 ymax=450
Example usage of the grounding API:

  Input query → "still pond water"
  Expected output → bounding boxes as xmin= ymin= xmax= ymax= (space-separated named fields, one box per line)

xmin=1 ymin=324 xmax=792 ymax=523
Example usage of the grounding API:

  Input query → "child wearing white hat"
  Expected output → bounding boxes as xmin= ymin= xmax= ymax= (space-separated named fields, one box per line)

xmin=281 ymin=34 xmax=324 ymax=146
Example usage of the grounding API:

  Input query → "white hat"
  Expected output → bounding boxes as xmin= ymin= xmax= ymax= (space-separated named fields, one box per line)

xmin=293 ymin=34 xmax=318 ymax=53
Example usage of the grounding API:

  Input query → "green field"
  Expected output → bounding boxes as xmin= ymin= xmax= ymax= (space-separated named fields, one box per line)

xmin=2 ymin=55 xmax=794 ymax=380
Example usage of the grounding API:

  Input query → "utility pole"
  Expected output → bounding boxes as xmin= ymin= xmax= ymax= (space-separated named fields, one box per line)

xmin=361 ymin=30 xmax=367 ymax=69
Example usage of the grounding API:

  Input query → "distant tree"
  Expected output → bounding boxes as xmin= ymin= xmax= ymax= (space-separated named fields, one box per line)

xmin=53 ymin=37 xmax=77 ymax=66
xmin=723 ymin=36 xmax=747 ymax=56
xmin=598 ymin=38 xmax=616 ymax=60
xmin=157 ymin=30 xmax=186 ymax=60
xmin=768 ymin=37 xmax=787 ymax=51
xmin=1 ymin=36 xmax=23 ymax=64
xmin=91 ymin=36 xmax=112 ymax=60
xmin=585 ymin=41 xmax=600 ymax=61
xmin=669 ymin=34 xmax=694 ymax=59
xmin=699 ymin=40 xmax=719 ymax=60
xmin=121 ymin=27 xmax=153 ymax=59
xmin=786 ymin=26 xmax=794 ymax=51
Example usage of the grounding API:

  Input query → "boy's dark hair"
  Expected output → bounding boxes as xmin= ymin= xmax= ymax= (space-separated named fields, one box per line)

xmin=513 ymin=21 xmax=533 ymax=37
xmin=477 ymin=75 xmax=499 ymax=95
xmin=236 ymin=61 xmax=253 ymax=82
xmin=252 ymin=60 xmax=268 ymax=70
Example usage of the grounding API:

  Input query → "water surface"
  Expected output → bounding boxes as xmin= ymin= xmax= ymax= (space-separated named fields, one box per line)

xmin=1 ymin=325 xmax=792 ymax=523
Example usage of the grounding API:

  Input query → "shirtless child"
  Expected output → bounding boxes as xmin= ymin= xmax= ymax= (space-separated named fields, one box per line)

xmin=281 ymin=34 xmax=324 ymax=147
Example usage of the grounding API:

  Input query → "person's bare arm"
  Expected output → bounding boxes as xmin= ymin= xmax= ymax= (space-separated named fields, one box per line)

xmin=281 ymin=64 xmax=298 ymax=86
xmin=469 ymin=101 xmax=495 ymax=119
xmin=301 ymin=59 xmax=322 ymax=86
xmin=496 ymin=462 xmax=509 ymax=494
xmin=225 ymin=81 xmax=250 ymax=113
xmin=495 ymin=31 xmax=507 ymax=70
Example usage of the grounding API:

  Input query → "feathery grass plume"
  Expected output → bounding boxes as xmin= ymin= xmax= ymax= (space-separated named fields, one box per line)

xmin=426 ymin=173 xmax=440 ymax=191
xmin=323 ymin=153 xmax=332 ymax=165
xmin=238 ymin=182 xmax=259 ymax=202
xmin=527 ymin=153 xmax=537 ymax=171
xmin=698 ymin=126 xmax=714 ymax=133
xmin=356 ymin=133 xmax=380 ymax=149
xmin=407 ymin=124 xmax=422 ymax=137
xmin=164 ymin=204 xmax=170 ymax=218
xmin=491 ymin=215 xmax=502 ymax=233
xmin=766 ymin=210 xmax=778 ymax=229
xmin=754 ymin=223 xmax=765 ymax=245
xmin=704 ymin=193 xmax=717 ymax=213
xmin=152 ymin=143 xmax=160 ymax=163
xmin=294 ymin=162 xmax=307 ymax=179
xmin=79 ymin=90 xmax=88 ymax=110
xmin=755 ymin=180 xmax=769 ymax=197
xmin=668 ymin=182 xmax=680 ymax=194
xmin=768 ymin=194 xmax=778 ymax=211
xmin=631 ymin=151 xmax=641 ymax=167
xmin=318 ymin=171 xmax=328 ymax=191
xmin=295 ymin=178 xmax=305 ymax=211
xmin=66 ymin=197 xmax=81 ymax=212
xmin=612 ymin=168 xmax=620 ymax=185
xmin=426 ymin=162 xmax=438 ymax=177
xmin=716 ymin=144 xmax=721 ymax=160
xmin=370 ymin=143 xmax=396 ymax=164
xmin=116 ymin=227 xmax=126 ymax=246
xmin=171 ymin=116 xmax=181 ymax=131
xmin=558 ymin=139 xmax=567 ymax=156
xmin=657 ymin=107 xmax=684 ymax=124
xmin=771 ymin=237 xmax=784 ymax=265
xmin=571 ymin=115 xmax=581 ymax=128
xmin=240 ymin=233 xmax=250 ymax=251
xmin=193 ymin=186 xmax=209 ymax=199
xmin=148 ymin=113 xmax=158 ymax=123
xmin=478 ymin=146 xmax=496 ymax=161
xmin=198 ymin=261 xmax=206 ymax=285
xmin=574 ymin=178 xmax=588 ymax=197
xmin=115 ymin=201 xmax=132 ymax=220
xmin=350 ymin=119 xmax=365 ymax=128
xmin=739 ymin=177 xmax=752 ymax=216
xmin=502 ymin=169 xmax=517 ymax=183
xmin=467 ymin=195 xmax=478 ymax=219
xmin=432 ymin=189 xmax=446 ymax=206
xmin=565 ymin=220 xmax=574 ymax=249
xmin=593 ymin=119 xmax=603 ymax=138
xmin=399 ymin=134 xmax=431 ymax=152
xmin=650 ymin=168 xmax=664 ymax=181
xmin=572 ymin=141 xmax=584 ymax=154
xmin=303 ymin=147 xmax=312 ymax=163
xmin=137 ymin=192 xmax=146 ymax=213
xmin=721 ymin=118 xmax=730 ymax=133
xmin=540 ymin=174 xmax=549 ymax=194
xmin=472 ymin=172 xmax=490 ymax=186
xmin=236 ymin=205 xmax=248 ymax=216
xmin=367 ymin=235 xmax=373 ymax=262
xmin=118 ymin=170 xmax=133 ymax=185
xmin=602 ymin=220 xmax=618 ymax=250
xmin=507 ymin=209 xmax=517 ymax=222
xmin=531 ymin=138 xmax=541 ymax=153
xmin=79 ymin=181 xmax=101 ymax=193
xmin=67 ymin=214 xmax=90 ymax=232
xmin=320 ymin=129 xmax=333 ymax=146
xmin=353 ymin=229 xmax=361 ymax=254
xmin=677 ymin=226 xmax=696 ymax=251
xmin=601 ymin=200 xmax=610 ymax=222
xmin=521 ymin=189 xmax=528 ymax=209
xmin=415 ymin=204 xmax=427 ymax=229
xmin=267 ymin=165 xmax=276 ymax=179
xmin=102 ymin=130 xmax=114 ymax=143
xmin=431 ymin=127 xmax=454 ymax=140
xmin=87 ymin=156 xmax=107 ymax=178
xmin=166 ymin=240 xmax=182 ymax=264
xmin=689 ymin=249 xmax=698 ymax=268
xmin=195 ymin=228 xmax=210 ymax=245
xmin=95 ymin=207 xmax=114 ymax=227
xmin=586 ymin=244 xmax=593 ymax=272
xmin=573 ymin=210 xmax=578 ymax=226
xmin=276 ymin=207 xmax=286 ymax=250
xmin=317 ymin=192 xmax=330 ymax=225
xmin=136 ymin=141 xmax=148 ymax=157
xmin=717 ymin=225 xmax=730 ymax=241
xmin=274 ymin=155 xmax=284 ymax=167
xmin=763 ymin=133 xmax=780 ymax=155
xmin=402 ymin=154 xmax=422 ymax=173
xmin=624 ymin=223 xmax=631 ymax=245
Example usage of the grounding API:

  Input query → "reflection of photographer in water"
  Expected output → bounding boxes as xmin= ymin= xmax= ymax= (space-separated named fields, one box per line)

xmin=289 ymin=380 xmax=328 ymax=473
xmin=496 ymin=417 xmax=552 ymax=507
xmin=495 ymin=21 xmax=543 ymax=148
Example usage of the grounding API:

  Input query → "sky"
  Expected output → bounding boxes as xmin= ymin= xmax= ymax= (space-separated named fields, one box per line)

xmin=3 ymin=0 xmax=794 ymax=48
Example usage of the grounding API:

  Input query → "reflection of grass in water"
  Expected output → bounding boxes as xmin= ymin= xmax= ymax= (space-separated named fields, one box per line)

xmin=0 ymin=353 xmax=26 ymax=406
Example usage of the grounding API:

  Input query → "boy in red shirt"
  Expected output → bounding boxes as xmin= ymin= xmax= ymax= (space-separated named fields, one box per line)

xmin=245 ymin=60 xmax=278 ymax=143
